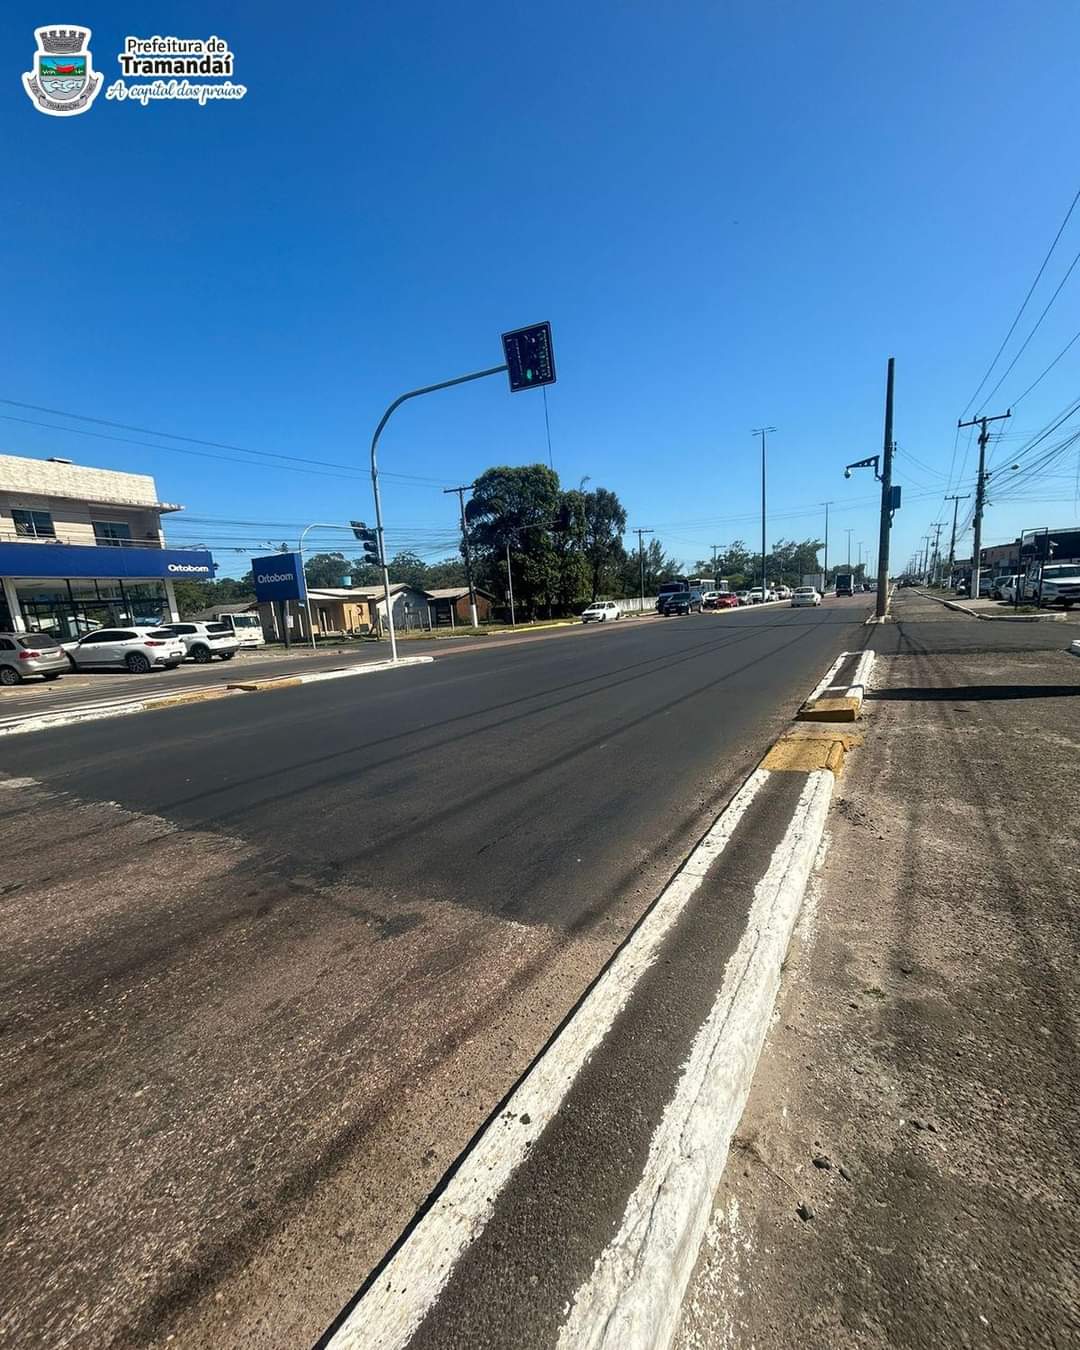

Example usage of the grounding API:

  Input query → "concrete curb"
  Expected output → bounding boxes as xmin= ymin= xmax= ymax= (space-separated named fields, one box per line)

xmin=797 ymin=648 xmax=875 ymax=722
xmin=0 ymin=656 xmax=435 ymax=738
xmin=913 ymin=588 xmax=1068 ymax=623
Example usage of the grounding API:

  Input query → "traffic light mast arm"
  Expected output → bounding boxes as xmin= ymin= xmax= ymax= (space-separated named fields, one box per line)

xmin=368 ymin=364 xmax=508 ymax=663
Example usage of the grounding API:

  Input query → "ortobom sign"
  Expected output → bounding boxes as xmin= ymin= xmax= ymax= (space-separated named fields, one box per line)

xmin=252 ymin=552 xmax=308 ymax=604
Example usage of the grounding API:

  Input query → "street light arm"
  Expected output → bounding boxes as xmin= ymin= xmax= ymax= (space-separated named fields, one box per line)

xmin=369 ymin=365 xmax=508 ymax=476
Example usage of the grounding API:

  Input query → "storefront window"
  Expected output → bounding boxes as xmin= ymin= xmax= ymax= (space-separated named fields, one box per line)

xmin=10 ymin=577 xmax=171 ymax=638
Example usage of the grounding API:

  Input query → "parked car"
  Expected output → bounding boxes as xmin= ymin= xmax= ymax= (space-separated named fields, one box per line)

xmin=735 ymin=591 xmax=752 ymax=605
xmin=159 ymin=621 xmax=241 ymax=660
xmin=1025 ymin=563 xmax=1080 ymax=608
xmin=712 ymin=592 xmax=739 ymax=609
xmin=701 ymin=591 xmax=721 ymax=608
xmin=990 ymin=574 xmax=1019 ymax=601
xmin=65 ymin=627 xmax=186 ymax=674
xmin=790 ymin=586 xmax=821 ymax=607
xmin=0 ymin=631 xmax=68 ymax=686
xmin=580 ymin=601 xmax=621 ymax=624
xmin=774 ymin=585 xmax=792 ymax=600
xmin=660 ymin=591 xmax=699 ymax=616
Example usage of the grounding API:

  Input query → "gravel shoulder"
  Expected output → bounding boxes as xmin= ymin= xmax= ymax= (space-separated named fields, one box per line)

xmin=676 ymin=615 xmax=1080 ymax=1349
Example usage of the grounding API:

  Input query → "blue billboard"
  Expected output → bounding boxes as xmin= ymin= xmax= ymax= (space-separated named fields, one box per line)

xmin=252 ymin=552 xmax=307 ymax=603
xmin=0 ymin=541 xmax=215 ymax=580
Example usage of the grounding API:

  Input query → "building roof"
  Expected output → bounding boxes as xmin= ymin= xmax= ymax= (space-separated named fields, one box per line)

xmin=424 ymin=586 xmax=495 ymax=600
xmin=306 ymin=584 xmax=420 ymax=600
xmin=190 ymin=601 xmax=258 ymax=620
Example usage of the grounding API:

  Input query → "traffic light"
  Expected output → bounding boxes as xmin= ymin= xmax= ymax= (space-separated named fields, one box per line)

xmin=351 ymin=520 xmax=382 ymax=567
xmin=501 ymin=322 xmax=556 ymax=392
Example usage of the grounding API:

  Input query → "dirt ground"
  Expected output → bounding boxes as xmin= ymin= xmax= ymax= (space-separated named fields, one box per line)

xmin=676 ymin=632 xmax=1080 ymax=1349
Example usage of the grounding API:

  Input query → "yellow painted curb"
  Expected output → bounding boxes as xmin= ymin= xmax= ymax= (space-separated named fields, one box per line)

xmin=145 ymin=688 xmax=231 ymax=712
xmin=227 ymin=677 xmax=304 ymax=693
xmin=797 ymin=694 xmax=861 ymax=722
xmin=761 ymin=726 xmax=862 ymax=775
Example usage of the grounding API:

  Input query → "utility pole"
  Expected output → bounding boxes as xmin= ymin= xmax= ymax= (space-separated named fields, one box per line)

xmin=944 ymin=493 xmax=970 ymax=586
xmin=505 ymin=538 xmax=516 ymax=626
xmin=958 ymin=409 xmax=1011 ymax=602
xmin=444 ymin=484 xmax=480 ymax=627
xmin=634 ymin=527 xmax=653 ymax=611
xmin=857 ymin=540 xmax=864 ymax=574
xmin=711 ymin=543 xmax=722 ymax=584
xmin=844 ymin=528 xmax=854 ymax=568
xmin=873 ymin=356 xmax=896 ymax=618
xmin=752 ymin=427 xmax=775 ymax=599
xmin=929 ymin=521 xmax=944 ymax=585
xmin=821 ymin=501 xmax=832 ymax=591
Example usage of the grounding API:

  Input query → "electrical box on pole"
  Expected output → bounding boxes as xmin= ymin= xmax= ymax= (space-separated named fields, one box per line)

xmin=501 ymin=322 xmax=556 ymax=392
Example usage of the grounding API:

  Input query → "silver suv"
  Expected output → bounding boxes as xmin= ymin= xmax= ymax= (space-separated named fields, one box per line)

xmin=0 ymin=632 xmax=68 ymax=685
xmin=160 ymin=621 xmax=240 ymax=663
xmin=66 ymin=627 xmax=186 ymax=674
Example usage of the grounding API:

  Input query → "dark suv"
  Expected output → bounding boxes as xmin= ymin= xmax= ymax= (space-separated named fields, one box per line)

xmin=660 ymin=591 xmax=700 ymax=616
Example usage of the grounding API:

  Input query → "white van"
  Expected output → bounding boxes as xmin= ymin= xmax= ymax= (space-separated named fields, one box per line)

xmin=212 ymin=612 xmax=266 ymax=648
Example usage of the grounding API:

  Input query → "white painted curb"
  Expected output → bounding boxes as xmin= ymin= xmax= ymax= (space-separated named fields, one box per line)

xmin=558 ymin=771 xmax=835 ymax=1350
xmin=0 ymin=656 xmax=434 ymax=738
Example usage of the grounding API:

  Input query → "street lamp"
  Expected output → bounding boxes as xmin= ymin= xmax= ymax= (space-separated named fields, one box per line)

xmin=299 ymin=522 xmax=350 ymax=651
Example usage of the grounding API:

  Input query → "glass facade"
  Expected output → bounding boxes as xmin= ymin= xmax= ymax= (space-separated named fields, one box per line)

xmin=11 ymin=578 xmax=169 ymax=640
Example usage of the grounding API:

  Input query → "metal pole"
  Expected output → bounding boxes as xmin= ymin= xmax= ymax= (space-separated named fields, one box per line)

xmin=370 ymin=363 xmax=507 ymax=662
xmin=875 ymin=357 xmax=895 ymax=617
xmin=821 ymin=501 xmax=831 ymax=594
xmin=506 ymin=538 xmax=516 ymax=626
xmin=945 ymin=493 xmax=969 ymax=588
xmin=445 ymin=485 xmax=480 ymax=627
xmin=752 ymin=428 xmax=775 ymax=600
xmin=845 ymin=528 xmax=854 ymax=568
xmin=298 ymin=521 xmax=349 ymax=651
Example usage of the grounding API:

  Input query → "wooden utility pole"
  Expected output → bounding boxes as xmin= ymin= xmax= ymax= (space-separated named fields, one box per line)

xmin=633 ymin=527 xmax=653 ymax=610
xmin=944 ymin=493 xmax=970 ymax=584
xmin=958 ymin=410 xmax=1011 ymax=600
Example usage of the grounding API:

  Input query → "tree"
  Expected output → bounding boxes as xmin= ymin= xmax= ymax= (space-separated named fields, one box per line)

xmin=551 ymin=490 xmax=590 ymax=610
xmin=466 ymin=464 xmax=562 ymax=618
xmin=616 ymin=536 xmax=683 ymax=597
xmin=582 ymin=487 xmax=628 ymax=598
xmin=304 ymin=551 xmax=353 ymax=587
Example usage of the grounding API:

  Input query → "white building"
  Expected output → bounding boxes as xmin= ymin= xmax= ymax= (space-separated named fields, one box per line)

xmin=0 ymin=453 xmax=214 ymax=638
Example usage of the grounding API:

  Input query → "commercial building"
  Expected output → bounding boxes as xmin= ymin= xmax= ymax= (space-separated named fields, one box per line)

xmin=0 ymin=452 xmax=214 ymax=638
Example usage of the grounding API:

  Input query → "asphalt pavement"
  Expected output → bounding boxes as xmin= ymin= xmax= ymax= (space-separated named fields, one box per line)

xmin=0 ymin=596 xmax=870 ymax=1349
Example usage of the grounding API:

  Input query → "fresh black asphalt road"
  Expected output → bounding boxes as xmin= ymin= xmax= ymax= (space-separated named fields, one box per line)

xmin=0 ymin=597 xmax=871 ymax=1349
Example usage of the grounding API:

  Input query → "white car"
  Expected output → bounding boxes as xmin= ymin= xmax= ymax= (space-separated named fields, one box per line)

xmin=581 ymin=601 xmax=621 ymax=623
xmin=791 ymin=586 xmax=822 ymax=607
xmin=66 ymin=626 xmax=186 ymax=674
xmin=159 ymin=621 xmax=240 ymax=662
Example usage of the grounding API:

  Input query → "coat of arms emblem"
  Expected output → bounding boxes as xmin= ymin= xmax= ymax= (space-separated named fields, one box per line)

xmin=22 ymin=26 xmax=102 ymax=116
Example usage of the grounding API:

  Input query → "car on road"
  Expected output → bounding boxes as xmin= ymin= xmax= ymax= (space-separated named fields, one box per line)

xmin=790 ymin=586 xmax=822 ymax=607
xmin=711 ymin=592 xmax=739 ymax=609
xmin=747 ymin=588 xmax=777 ymax=604
xmin=734 ymin=591 xmax=752 ymax=605
xmin=0 ymin=632 xmax=68 ymax=686
xmin=660 ymin=591 xmax=700 ymax=616
xmin=65 ymin=627 xmax=186 ymax=674
xmin=159 ymin=621 xmax=241 ymax=660
xmin=774 ymin=585 xmax=792 ymax=600
xmin=580 ymin=601 xmax=621 ymax=623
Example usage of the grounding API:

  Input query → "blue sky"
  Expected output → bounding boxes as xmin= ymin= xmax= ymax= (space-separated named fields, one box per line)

xmin=3 ymin=1 xmax=1079 ymax=577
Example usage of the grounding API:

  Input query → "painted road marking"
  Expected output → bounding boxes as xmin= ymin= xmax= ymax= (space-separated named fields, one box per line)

xmin=324 ymin=768 xmax=772 ymax=1350
xmin=557 ymin=771 xmax=835 ymax=1350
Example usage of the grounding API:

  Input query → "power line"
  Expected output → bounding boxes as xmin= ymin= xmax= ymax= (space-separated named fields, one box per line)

xmin=1009 ymin=325 xmax=1080 ymax=410
xmin=976 ymin=243 xmax=1080 ymax=414
xmin=960 ymin=183 xmax=1080 ymax=418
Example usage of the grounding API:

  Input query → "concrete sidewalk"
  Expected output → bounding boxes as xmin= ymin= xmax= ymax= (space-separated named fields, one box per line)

xmin=676 ymin=616 xmax=1080 ymax=1347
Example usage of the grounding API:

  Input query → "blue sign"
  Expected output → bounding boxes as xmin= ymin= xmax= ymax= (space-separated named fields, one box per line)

xmin=252 ymin=552 xmax=307 ymax=603
xmin=0 ymin=541 xmax=215 ymax=580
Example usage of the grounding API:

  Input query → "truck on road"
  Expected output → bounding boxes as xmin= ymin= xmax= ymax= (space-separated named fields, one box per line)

xmin=834 ymin=572 xmax=855 ymax=597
